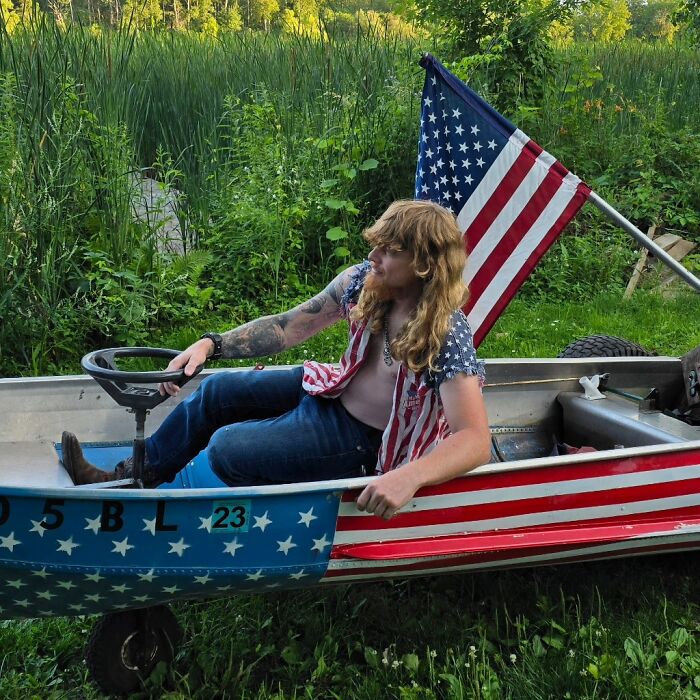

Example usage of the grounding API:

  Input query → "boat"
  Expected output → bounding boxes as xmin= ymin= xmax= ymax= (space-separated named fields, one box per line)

xmin=2 ymin=343 xmax=700 ymax=693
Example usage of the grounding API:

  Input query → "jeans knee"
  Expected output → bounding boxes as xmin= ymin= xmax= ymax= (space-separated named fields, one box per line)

xmin=207 ymin=426 xmax=249 ymax=486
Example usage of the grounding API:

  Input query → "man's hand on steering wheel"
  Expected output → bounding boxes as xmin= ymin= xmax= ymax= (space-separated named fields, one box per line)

xmin=159 ymin=339 xmax=213 ymax=397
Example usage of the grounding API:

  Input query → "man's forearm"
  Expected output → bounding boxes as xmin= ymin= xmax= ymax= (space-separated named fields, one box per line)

xmin=220 ymin=313 xmax=291 ymax=359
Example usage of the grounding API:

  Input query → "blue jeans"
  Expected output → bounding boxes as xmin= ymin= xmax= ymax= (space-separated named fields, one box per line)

xmin=145 ymin=367 xmax=383 ymax=486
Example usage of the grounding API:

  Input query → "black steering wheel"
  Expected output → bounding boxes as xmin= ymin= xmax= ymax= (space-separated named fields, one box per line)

xmin=81 ymin=347 xmax=203 ymax=410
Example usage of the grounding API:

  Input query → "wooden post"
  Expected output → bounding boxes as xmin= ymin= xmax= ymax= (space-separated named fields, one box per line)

xmin=624 ymin=225 xmax=657 ymax=299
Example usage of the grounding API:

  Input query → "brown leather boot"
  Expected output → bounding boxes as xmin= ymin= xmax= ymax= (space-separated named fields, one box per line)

xmin=61 ymin=432 xmax=163 ymax=487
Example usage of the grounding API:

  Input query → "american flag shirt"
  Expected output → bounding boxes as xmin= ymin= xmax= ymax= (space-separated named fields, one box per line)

xmin=302 ymin=262 xmax=485 ymax=474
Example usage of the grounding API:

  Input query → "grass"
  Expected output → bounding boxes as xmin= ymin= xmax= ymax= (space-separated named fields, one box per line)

xmin=3 ymin=290 xmax=699 ymax=697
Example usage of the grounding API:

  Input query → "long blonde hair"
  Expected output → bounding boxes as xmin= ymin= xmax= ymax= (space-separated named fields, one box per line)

xmin=351 ymin=200 xmax=468 ymax=374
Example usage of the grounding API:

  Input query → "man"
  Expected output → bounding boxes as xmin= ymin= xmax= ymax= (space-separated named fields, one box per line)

xmin=63 ymin=199 xmax=491 ymax=520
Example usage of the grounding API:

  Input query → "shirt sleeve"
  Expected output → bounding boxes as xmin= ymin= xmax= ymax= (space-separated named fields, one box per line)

xmin=339 ymin=260 xmax=371 ymax=318
xmin=431 ymin=311 xmax=486 ymax=393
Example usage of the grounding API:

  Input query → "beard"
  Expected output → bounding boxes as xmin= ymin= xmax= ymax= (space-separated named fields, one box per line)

xmin=363 ymin=269 xmax=395 ymax=301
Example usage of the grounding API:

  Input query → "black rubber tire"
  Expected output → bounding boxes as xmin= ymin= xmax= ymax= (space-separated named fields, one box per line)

xmin=557 ymin=334 xmax=654 ymax=359
xmin=85 ymin=605 xmax=182 ymax=696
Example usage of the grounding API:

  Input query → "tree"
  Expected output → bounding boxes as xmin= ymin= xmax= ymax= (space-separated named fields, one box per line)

xmin=123 ymin=0 xmax=164 ymax=28
xmin=628 ymin=0 xmax=678 ymax=41
xmin=395 ymin=0 xmax=581 ymax=104
xmin=0 ymin=0 xmax=20 ymax=32
xmin=674 ymin=0 xmax=700 ymax=42
xmin=250 ymin=0 xmax=278 ymax=29
xmin=571 ymin=0 xmax=631 ymax=42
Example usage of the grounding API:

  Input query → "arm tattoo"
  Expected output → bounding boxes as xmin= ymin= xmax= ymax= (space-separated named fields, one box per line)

xmin=220 ymin=315 xmax=289 ymax=359
xmin=219 ymin=268 xmax=353 ymax=359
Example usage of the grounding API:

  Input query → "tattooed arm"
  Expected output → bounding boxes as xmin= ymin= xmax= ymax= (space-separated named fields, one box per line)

xmin=159 ymin=265 xmax=357 ymax=396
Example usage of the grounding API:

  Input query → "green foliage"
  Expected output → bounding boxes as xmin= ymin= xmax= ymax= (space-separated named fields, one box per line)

xmin=571 ymin=0 xmax=632 ymax=42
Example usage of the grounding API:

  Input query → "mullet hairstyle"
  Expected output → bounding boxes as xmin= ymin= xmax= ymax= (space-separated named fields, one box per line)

xmin=351 ymin=200 xmax=469 ymax=374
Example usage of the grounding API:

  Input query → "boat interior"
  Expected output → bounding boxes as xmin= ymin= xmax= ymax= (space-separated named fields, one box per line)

xmin=1 ymin=356 xmax=699 ymax=490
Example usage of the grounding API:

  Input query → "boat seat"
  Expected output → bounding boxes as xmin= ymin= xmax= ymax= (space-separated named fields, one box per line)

xmin=0 ymin=441 xmax=73 ymax=488
xmin=557 ymin=392 xmax=700 ymax=450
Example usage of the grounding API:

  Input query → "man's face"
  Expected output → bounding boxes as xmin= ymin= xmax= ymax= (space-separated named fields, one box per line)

xmin=366 ymin=245 xmax=419 ymax=299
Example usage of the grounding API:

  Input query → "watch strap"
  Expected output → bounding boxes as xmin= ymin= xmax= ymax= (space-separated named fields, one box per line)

xmin=200 ymin=332 xmax=223 ymax=361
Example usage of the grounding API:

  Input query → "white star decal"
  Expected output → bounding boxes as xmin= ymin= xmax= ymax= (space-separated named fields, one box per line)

xmin=428 ymin=112 xmax=437 ymax=123
xmin=473 ymin=141 xmax=482 ymax=152
xmin=142 ymin=517 xmax=157 ymax=536
xmin=455 ymin=124 xmax=465 ymax=136
xmin=298 ymin=508 xmax=317 ymax=528
xmin=14 ymin=598 xmax=30 ymax=608
xmin=459 ymin=142 xmax=467 ymax=153
xmin=246 ymin=569 xmax=264 ymax=582
xmin=452 ymin=175 xmax=459 ymax=185
xmin=443 ymin=125 xmax=450 ymax=136
xmin=85 ymin=571 xmax=103 ymax=583
xmin=311 ymin=534 xmax=331 ymax=553
xmin=432 ymin=129 xmax=439 ymax=139
xmin=32 ymin=567 xmax=50 ymax=579
xmin=431 ymin=76 xmax=437 ymax=85
xmin=265 ymin=583 xmax=280 ymax=589
xmin=423 ymin=96 xmax=432 ymax=107
xmin=443 ymin=191 xmax=452 ymax=201
xmin=446 ymin=142 xmax=453 ymax=153
xmin=56 ymin=536 xmax=80 ymax=556
xmin=429 ymin=164 xmax=438 ymax=175
xmin=0 ymin=531 xmax=21 ymax=552
xmin=424 ymin=148 xmax=434 ymax=159
xmin=138 ymin=569 xmax=157 ymax=583
xmin=29 ymin=520 xmax=47 ymax=537
xmin=194 ymin=573 xmax=212 ymax=585
xmin=462 ymin=159 xmax=471 ymax=169
xmin=476 ymin=158 xmax=485 ymax=167
xmin=217 ymin=584 xmax=232 ymax=592
xmin=68 ymin=603 xmax=85 ymax=612
xmin=111 ymin=583 xmax=131 ymax=593
xmin=471 ymin=124 xmax=480 ymax=135
xmin=436 ymin=158 xmax=444 ymax=169
xmin=86 ymin=593 xmax=103 ymax=603
xmin=162 ymin=585 xmax=181 ymax=595
xmin=465 ymin=175 xmax=474 ymax=185
xmin=452 ymin=108 xmax=462 ymax=118
xmin=168 ymin=538 xmax=190 ymax=557
xmin=7 ymin=578 xmax=26 ymax=589
xmin=421 ymin=184 xmax=429 ymax=194
xmin=198 ymin=515 xmax=213 ymax=533
xmin=223 ymin=538 xmax=244 ymax=557
xmin=57 ymin=580 xmax=75 ymax=590
xmin=84 ymin=515 xmax=102 ymax=535
xmin=449 ymin=160 xmax=456 ymax=170
xmin=36 ymin=589 xmax=56 ymax=601
xmin=132 ymin=594 xmax=151 ymax=603
xmin=276 ymin=536 xmax=297 ymax=556
xmin=290 ymin=570 xmax=308 ymax=581
xmin=111 ymin=537 xmax=135 ymax=557
xmin=454 ymin=191 xmax=463 ymax=202
xmin=440 ymin=175 xmax=448 ymax=185
xmin=253 ymin=511 xmax=272 ymax=532
xmin=488 ymin=139 xmax=497 ymax=150
xmin=421 ymin=133 xmax=428 ymax=143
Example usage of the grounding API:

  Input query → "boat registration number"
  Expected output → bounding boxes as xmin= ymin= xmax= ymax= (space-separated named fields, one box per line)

xmin=211 ymin=500 xmax=251 ymax=533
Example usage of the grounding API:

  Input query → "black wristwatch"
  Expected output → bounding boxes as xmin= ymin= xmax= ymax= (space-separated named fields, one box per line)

xmin=200 ymin=332 xmax=223 ymax=361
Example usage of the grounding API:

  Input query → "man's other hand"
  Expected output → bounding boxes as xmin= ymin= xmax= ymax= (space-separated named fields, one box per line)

xmin=355 ymin=468 xmax=421 ymax=521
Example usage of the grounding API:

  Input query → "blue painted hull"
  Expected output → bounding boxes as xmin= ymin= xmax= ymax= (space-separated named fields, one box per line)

xmin=0 ymin=444 xmax=347 ymax=619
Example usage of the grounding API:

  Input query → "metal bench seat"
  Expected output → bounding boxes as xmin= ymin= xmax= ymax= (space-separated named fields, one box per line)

xmin=557 ymin=392 xmax=700 ymax=450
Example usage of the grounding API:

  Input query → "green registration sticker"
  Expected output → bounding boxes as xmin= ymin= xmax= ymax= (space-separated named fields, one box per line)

xmin=211 ymin=500 xmax=251 ymax=533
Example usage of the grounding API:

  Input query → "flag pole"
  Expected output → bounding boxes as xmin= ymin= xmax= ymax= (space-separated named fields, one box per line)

xmin=589 ymin=191 xmax=700 ymax=293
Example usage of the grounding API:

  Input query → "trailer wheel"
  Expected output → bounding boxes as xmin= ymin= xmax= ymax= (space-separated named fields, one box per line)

xmin=558 ymin=334 xmax=654 ymax=358
xmin=85 ymin=605 xmax=181 ymax=696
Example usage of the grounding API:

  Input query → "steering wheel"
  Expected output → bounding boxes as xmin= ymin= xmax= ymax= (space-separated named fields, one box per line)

xmin=81 ymin=347 xmax=203 ymax=411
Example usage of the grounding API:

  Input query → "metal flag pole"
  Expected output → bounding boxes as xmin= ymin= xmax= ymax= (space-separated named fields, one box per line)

xmin=590 ymin=191 xmax=700 ymax=293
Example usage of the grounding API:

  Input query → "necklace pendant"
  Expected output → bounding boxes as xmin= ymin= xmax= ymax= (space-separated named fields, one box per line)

xmin=383 ymin=318 xmax=394 ymax=366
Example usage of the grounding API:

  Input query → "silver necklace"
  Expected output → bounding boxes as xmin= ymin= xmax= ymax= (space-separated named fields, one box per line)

xmin=382 ymin=316 xmax=394 ymax=366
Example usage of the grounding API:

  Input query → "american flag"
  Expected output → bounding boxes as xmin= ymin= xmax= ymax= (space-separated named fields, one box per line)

xmin=415 ymin=54 xmax=591 ymax=348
